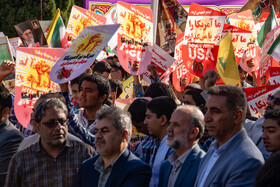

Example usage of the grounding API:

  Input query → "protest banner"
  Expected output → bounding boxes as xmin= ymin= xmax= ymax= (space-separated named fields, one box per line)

xmin=142 ymin=44 xmax=176 ymax=84
xmin=117 ymin=1 xmax=153 ymax=75
xmin=222 ymin=24 xmax=252 ymax=64
xmin=15 ymin=48 xmax=64 ymax=128
xmin=257 ymin=25 xmax=280 ymax=86
xmin=182 ymin=3 xmax=225 ymax=77
xmin=239 ymin=41 xmax=261 ymax=72
xmin=172 ymin=62 xmax=194 ymax=91
xmin=50 ymin=24 xmax=120 ymax=84
xmin=0 ymin=36 xmax=14 ymax=80
xmin=269 ymin=67 xmax=280 ymax=85
xmin=118 ymin=76 xmax=134 ymax=99
xmin=14 ymin=18 xmax=48 ymax=47
xmin=66 ymin=5 xmax=107 ymax=41
xmin=228 ymin=10 xmax=257 ymax=41
xmin=244 ymin=85 xmax=280 ymax=118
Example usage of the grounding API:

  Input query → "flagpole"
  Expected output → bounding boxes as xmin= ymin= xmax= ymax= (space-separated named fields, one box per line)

xmin=152 ymin=0 xmax=159 ymax=44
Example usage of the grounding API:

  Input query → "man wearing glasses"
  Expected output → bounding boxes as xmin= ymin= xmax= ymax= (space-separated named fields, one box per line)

xmin=5 ymin=98 xmax=95 ymax=187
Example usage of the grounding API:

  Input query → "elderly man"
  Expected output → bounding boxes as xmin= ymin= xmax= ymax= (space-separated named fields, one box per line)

xmin=194 ymin=85 xmax=264 ymax=187
xmin=74 ymin=107 xmax=151 ymax=187
xmin=159 ymin=105 xmax=205 ymax=187
xmin=5 ymin=98 xmax=95 ymax=187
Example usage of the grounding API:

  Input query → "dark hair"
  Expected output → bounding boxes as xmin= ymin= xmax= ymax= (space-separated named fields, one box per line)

xmin=264 ymin=109 xmax=280 ymax=126
xmin=128 ymin=98 xmax=149 ymax=124
xmin=0 ymin=85 xmax=12 ymax=111
xmin=144 ymin=82 xmax=177 ymax=102
xmin=109 ymin=79 xmax=123 ymax=98
xmin=111 ymin=62 xmax=127 ymax=79
xmin=79 ymin=74 xmax=111 ymax=104
xmin=93 ymin=61 xmax=111 ymax=74
xmin=71 ymin=74 xmax=86 ymax=86
xmin=34 ymin=98 xmax=68 ymax=123
xmin=146 ymin=96 xmax=177 ymax=121
xmin=207 ymin=85 xmax=247 ymax=121
xmin=185 ymin=89 xmax=205 ymax=107
xmin=255 ymin=152 xmax=280 ymax=187
xmin=38 ymin=93 xmax=66 ymax=104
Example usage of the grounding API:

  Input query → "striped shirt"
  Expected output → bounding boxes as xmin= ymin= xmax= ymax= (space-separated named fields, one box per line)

xmin=5 ymin=138 xmax=95 ymax=187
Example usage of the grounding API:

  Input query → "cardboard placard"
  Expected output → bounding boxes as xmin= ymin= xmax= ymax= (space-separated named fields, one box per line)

xmin=15 ymin=48 xmax=64 ymax=127
xmin=269 ymin=67 xmax=280 ymax=85
xmin=117 ymin=1 xmax=153 ymax=75
xmin=50 ymin=24 xmax=120 ymax=84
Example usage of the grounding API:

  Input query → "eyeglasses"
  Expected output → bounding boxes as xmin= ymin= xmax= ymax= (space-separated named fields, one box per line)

xmin=41 ymin=119 xmax=68 ymax=128
xmin=267 ymin=94 xmax=280 ymax=106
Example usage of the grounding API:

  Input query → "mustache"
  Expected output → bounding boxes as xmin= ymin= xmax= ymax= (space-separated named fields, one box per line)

xmin=95 ymin=139 xmax=106 ymax=144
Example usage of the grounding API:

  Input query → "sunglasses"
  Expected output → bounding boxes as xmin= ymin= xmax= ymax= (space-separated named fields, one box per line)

xmin=41 ymin=119 xmax=68 ymax=128
xmin=267 ymin=94 xmax=280 ymax=106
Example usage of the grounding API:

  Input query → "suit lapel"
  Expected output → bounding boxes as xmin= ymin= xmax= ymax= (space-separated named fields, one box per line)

xmin=105 ymin=149 xmax=130 ymax=187
xmin=174 ymin=145 xmax=200 ymax=186
xmin=162 ymin=163 xmax=172 ymax=187
xmin=203 ymin=130 xmax=247 ymax=186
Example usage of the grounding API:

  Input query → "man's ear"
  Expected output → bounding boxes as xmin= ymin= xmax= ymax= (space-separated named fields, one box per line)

xmin=1 ymin=107 xmax=10 ymax=120
xmin=160 ymin=115 xmax=168 ymax=126
xmin=36 ymin=122 xmax=41 ymax=135
xmin=99 ymin=94 xmax=107 ymax=104
xmin=234 ymin=109 xmax=244 ymax=124
xmin=122 ymin=130 xmax=129 ymax=142
xmin=189 ymin=127 xmax=199 ymax=140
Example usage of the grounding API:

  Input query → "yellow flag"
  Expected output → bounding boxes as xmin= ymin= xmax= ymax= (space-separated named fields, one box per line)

xmin=46 ymin=9 xmax=61 ymax=44
xmin=216 ymin=32 xmax=241 ymax=87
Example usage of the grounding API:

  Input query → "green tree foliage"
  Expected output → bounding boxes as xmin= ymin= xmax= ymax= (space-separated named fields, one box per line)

xmin=0 ymin=0 xmax=82 ymax=38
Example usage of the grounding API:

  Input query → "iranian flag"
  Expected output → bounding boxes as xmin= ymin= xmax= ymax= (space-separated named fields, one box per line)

xmin=46 ymin=9 xmax=67 ymax=48
xmin=267 ymin=33 xmax=280 ymax=62
xmin=257 ymin=6 xmax=278 ymax=48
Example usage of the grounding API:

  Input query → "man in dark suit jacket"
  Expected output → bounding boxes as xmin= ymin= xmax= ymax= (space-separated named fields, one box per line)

xmin=0 ymin=85 xmax=23 ymax=186
xmin=74 ymin=107 xmax=151 ymax=187
xmin=159 ymin=105 xmax=205 ymax=187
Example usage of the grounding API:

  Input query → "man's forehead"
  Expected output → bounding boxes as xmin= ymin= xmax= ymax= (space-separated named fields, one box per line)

xmin=96 ymin=118 xmax=114 ymax=128
xmin=263 ymin=119 xmax=279 ymax=127
xmin=23 ymin=29 xmax=31 ymax=34
xmin=206 ymin=95 xmax=227 ymax=107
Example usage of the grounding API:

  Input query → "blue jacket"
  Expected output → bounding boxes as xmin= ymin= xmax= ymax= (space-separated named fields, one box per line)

xmin=159 ymin=144 xmax=205 ymax=187
xmin=73 ymin=148 xmax=151 ymax=187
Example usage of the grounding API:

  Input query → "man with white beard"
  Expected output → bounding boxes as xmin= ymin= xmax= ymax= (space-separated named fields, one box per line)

xmin=21 ymin=28 xmax=37 ymax=47
xmin=158 ymin=105 xmax=205 ymax=187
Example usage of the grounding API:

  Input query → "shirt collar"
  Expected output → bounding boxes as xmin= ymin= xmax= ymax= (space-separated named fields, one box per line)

xmin=168 ymin=145 xmax=195 ymax=167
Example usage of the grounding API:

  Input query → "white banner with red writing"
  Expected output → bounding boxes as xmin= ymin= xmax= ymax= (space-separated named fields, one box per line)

xmin=117 ymin=1 xmax=153 ymax=75
xmin=15 ymin=48 xmax=64 ymax=128
xmin=142 ymin=44 xmax=175 ymax=84
xmin=50 ymin=24 xmax=120 ymax=84
xmin=244 ymin=85 xmax=280 ymax=118
xmin=270 ymin=67 xmax=280 ymax=85
xmin=182 ymin=3 xmax=225 ymax=77
xmin=222 ymin=24 xmax=252 ymax=64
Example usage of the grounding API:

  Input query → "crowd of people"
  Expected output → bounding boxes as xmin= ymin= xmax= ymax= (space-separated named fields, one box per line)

xmin=0 ymin=50 xmax=280 ymax=187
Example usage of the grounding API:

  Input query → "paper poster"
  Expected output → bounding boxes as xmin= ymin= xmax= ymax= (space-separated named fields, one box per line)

xmin=14 ymin=18 xmax=48 ymax=47
xmin=118 ymin=76 xmax=134 ymax=99
xmin=142 ymin=44 xmax=176 ymax=84
xmin=117 ymin=1 xmax=153 ymax=75
xmin=172 ymin=62 xmax=194 ymax=92
xmin=183 ymin=3 xmax=226 ymax=45
xmin=270 ymin=67 xmax=280 ymax=85
xmin=50 ymin=24 xmax=120 ymax=84
xmin=239 ymin=41 xmax=262 ymax=72
xmin=245 ymin=85 xmax=280 ymax=118
xmin=260 ymin=12 xmax=280 ymax=28
xmin=0 ymin=36 xmax=14 ymax=80
xmin=182 ymin=3 xmax=225 ymax=77
xmin=66 ymin=5 xmax=107 ymax=41
xmin=257 ymin=25 xmax=280 ymax=86
xmin=228 ymin=10 xmax=257 ymax=41
xmin=15 ymin=48 xmax=64 ymax=127
xmin=222 ymin=24 xmax=252 ymax=64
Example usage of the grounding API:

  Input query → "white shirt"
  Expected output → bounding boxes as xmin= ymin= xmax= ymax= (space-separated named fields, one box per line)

xmin=149 ymin=136 xmax=170 ymax=187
